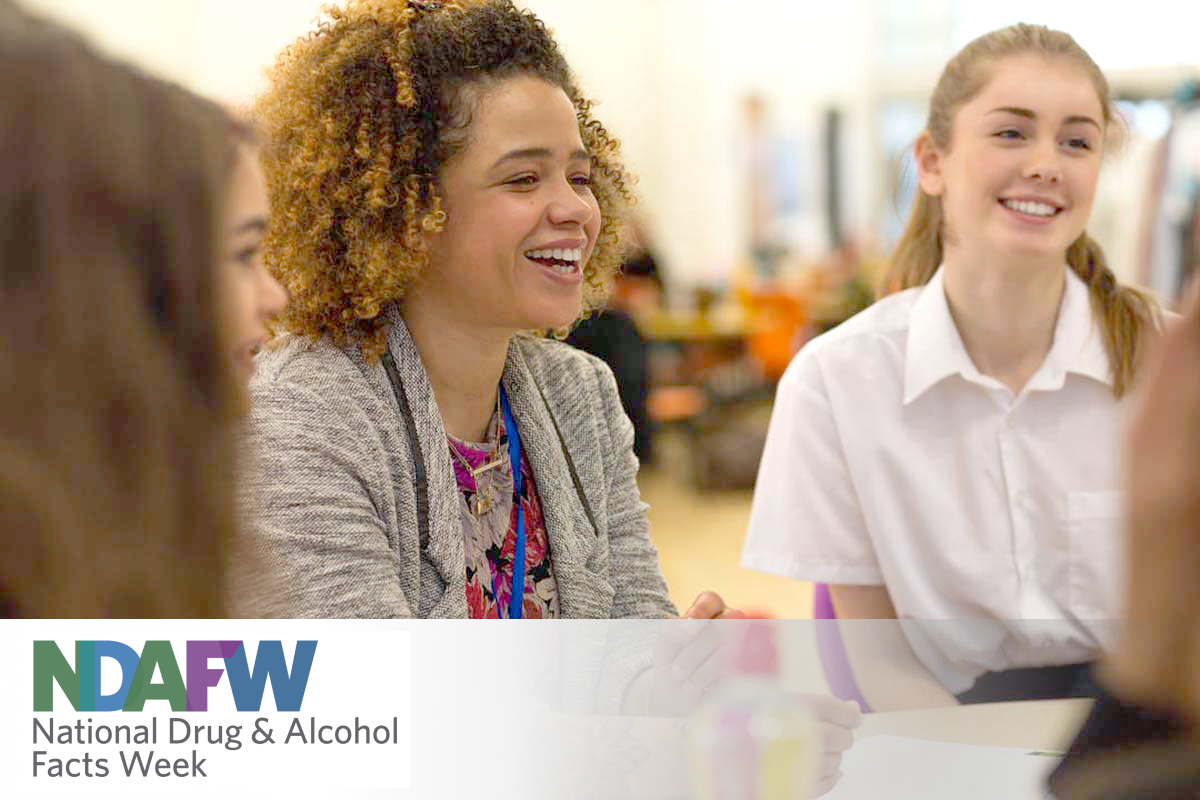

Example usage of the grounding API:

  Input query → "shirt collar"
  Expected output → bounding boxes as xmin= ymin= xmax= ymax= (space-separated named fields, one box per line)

xmin=903 ymin=267 xmax=982 ymax=404
xmin=902 ymin=266 xmax=1111 ymax=405
xmin=1026 ymin=266 xmax=1112 ymax=392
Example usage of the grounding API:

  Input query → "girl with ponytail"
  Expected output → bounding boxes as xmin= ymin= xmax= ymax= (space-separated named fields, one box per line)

xmin=744 ymin=24 xmax=1163 ymax=709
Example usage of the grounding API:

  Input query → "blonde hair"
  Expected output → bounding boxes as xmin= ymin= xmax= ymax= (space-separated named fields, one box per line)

xmin=885 ymin=23 xmax=1159 ymax=396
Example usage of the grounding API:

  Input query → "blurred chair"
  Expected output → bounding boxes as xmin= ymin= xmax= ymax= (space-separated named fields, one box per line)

xmin=813 ymin=583 xmax=872 ymax=712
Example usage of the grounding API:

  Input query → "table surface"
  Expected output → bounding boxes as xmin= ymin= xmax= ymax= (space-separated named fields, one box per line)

xmin=556 ymin=700 xmax=1094 ymax=798
xmin=638 ymin=308 xmax=764 ymax=341
xmin=854 ymin=698 xmax=1094 ymax=752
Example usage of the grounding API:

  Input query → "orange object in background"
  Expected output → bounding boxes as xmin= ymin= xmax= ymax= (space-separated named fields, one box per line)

xmin=735 ymin=285 xmax=810 ymax=382
xmin=648 ymin=385 xmax=708 ymax=424
xmin=739 ymin=608 xmax=777 ymax=619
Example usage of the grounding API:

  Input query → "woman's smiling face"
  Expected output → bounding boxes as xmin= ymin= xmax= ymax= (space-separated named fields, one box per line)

xmin=917 ymin=54 xmax=1106 ymax=266
xmin=421 ymin=75 xmax=601 ymax=333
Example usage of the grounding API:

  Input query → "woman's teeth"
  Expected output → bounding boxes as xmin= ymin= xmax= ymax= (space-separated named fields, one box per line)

xmin=525 ymin=247 xmax=583 ymax=272
xmin=526 ymin=247 xmax=583 ymax=261
xmin=1002 ymin=199 xmax=1058 ymax=217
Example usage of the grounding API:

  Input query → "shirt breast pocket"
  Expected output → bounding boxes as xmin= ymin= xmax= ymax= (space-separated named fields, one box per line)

xmin=1066 ymin=490 xmax=1123 ymax=621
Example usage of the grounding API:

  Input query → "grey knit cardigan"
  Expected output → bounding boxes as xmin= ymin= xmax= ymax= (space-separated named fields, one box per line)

xmin=242 ymin=305 xmax=678 ymax=619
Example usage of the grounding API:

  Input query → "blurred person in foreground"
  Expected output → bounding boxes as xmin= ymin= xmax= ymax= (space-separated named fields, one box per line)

xmin=1049 ymin=279 xmax=1200 ymax=797
xmin=0 ymin=3 xmax=286 ymax=617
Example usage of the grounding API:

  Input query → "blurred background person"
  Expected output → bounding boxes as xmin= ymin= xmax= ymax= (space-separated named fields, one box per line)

xmin=567 ymin=215 xmax=664 ymax=464
xmin=0 ymin=2 xmax=285 ymax=618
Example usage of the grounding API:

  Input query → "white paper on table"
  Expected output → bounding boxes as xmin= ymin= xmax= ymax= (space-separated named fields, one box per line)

xmin=825 ymin=735 xmax=1061 ymax=800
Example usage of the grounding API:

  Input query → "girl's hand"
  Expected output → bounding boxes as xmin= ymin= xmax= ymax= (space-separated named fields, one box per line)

xmin=802 ymin=693 xmax=864 ymax=796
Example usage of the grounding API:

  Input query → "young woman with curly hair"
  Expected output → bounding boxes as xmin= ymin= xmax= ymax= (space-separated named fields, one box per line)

xmin=744 ymin=24 xmax=1165 ymax=708
xmin=245 ymin=0 xmax=734 ymax=625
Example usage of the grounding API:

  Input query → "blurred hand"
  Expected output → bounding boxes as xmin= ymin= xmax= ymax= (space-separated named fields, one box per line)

xmin=645 ymin=595 xmax=863 ymax=795
xmin=801 ymin=693 xmax=863 ymax=796
xmin=644 ymin=592 xmax=743 ymax=715
xmin=1106 ymin=279 xmax=1200 ymax=717
xmin=682 ymin=590 xmax=747 ymax=620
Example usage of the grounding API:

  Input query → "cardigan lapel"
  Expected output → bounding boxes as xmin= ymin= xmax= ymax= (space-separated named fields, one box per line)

xmin=381 ymin=311 xmax=614 ymax=619
xmin=504 ymin=340 xmax=615 ymax=619
xmin=383 ymin=310 xmax=467 ymax=618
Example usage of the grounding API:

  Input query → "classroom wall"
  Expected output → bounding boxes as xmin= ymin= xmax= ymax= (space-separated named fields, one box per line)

xmin=12 ymin=0 xmax=904 ymax=288
xmin=19 ymin=0 xmax=1199 ymax=289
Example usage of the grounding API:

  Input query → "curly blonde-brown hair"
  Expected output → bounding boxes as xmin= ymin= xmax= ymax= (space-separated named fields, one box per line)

xmin=253 ymin=0 xmax=634 ymax=358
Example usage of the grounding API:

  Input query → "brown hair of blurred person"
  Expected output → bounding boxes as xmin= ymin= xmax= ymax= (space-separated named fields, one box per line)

xmin=0 ymin=6 xmax=243 ymax=618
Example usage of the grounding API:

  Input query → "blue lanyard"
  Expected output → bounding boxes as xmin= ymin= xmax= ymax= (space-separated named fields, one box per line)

xmin=496 ymin=385 xmax=526 ymax=619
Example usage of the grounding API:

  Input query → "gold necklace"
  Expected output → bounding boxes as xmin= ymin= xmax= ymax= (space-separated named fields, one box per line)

xmin=448 ymin=441 xmax=504 ymax=480
xmin=448 ymin=395 xmax=505 ymax=516
xmin=448 ymin=442 xmax=503 ymax=517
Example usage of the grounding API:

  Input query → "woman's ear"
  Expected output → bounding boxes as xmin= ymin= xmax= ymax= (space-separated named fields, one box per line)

xmin=914 ymin=131 xmax=945 ymax=197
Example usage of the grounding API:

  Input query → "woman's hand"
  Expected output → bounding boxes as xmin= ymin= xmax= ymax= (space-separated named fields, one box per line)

xmin=682 ymin=590 xmax=747 ymax=620
xmin=649 ymin=616 xmax=862 ymax=793
xmin=1105 ymin=280 xmax=1200 ymax=718
xmin=644 ymin=593 xmax=864 ymax=795
xmin=644 ymin=593 xmax=743 ymax=716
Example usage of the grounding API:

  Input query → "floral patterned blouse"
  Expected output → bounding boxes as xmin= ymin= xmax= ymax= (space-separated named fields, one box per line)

xmin=448 ymin=409 xmax=561 ymax=619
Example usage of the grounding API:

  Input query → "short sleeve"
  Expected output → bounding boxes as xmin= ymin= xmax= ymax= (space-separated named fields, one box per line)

xmin=740 ymin=349 xmax=883 ymax=585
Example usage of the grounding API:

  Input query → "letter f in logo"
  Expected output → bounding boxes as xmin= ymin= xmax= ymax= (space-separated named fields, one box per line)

xmin=186 ymin=641 xmax=242 ymax=712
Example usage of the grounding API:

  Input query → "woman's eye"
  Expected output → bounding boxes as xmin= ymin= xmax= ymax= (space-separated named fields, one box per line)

xmin=507 ymin=174 xmax=538 ymax=186
xmin=571 ymin=174 xmax=593 ymax=187
xmin=994 ymin=129 xmax=1023 ymax=140
xmin=235 ymin=245 xmax=262 ymax=266
xmin=1065 ymin=137 xmax=1092 ymax=150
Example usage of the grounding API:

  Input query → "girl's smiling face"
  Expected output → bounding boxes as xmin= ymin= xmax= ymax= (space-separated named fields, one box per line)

xmin=917 ymin=55 xmax=1106 ymax=267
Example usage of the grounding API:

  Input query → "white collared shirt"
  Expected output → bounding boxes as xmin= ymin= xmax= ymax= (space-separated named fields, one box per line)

xmin=741 ymin=266 xmax=1124 ymax=692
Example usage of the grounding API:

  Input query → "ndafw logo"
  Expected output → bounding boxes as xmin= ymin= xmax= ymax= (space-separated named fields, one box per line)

xmin=33 ymin=640 xmax=318 ymax=713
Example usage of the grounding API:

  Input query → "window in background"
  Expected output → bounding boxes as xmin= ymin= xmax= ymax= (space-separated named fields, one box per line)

xmin=877 ymin=100 xmax=925 ymax=249
xmin=952 ymin=1 xmax=1200 ymax=71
